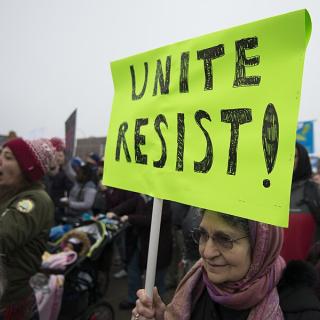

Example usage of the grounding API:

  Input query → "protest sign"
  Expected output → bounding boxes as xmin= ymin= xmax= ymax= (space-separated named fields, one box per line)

xmin=65 ymin=109 xmax=77 ymax=161
xmin=103 ymin=9 xmax=311 ymax=227
xmin=297 ymin=120 xmax=314 ymax=154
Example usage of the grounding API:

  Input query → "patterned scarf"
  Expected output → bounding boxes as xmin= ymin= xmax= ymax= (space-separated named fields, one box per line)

xmin=203 ymin=221 xmax=285 ymax=319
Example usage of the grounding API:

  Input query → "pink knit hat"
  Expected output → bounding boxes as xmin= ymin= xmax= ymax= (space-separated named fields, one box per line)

xmin=50 ymin=137 xmax=65 ymax=152
xmin=4 ymin=138 xmax=55 ymax=182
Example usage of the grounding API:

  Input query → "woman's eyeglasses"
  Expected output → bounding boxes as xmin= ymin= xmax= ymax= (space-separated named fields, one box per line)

xmin=191 ymin=228 xmax=248 ymax=250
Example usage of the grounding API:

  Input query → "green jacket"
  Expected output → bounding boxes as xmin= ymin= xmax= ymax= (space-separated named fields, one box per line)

xmin=0 ymin=185 xmax=54 ymax=306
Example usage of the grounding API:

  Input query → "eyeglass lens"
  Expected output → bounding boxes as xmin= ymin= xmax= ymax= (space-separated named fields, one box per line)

xmin=192 ymin=229 xmax=236 ymax=250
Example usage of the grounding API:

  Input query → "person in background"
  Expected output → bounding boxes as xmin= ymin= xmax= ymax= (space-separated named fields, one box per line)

xmin=64 ymin=156 xmax=84 ymax=183
xmin=108 ymin=194 xmax=172 ymax=310
xmin=44 ymin=137 xmax=73 ymax=224
xmin=97 ymin=186 xmax=138 ymax=280
xmin=306 ymin=241 xmax=320 ymax=300
xmin=60 ymin=163 xmax=97 ymax=222
xmin=86 ymin=152 xmax=100 ymax=167
xmin=312 ymin=158 xmax=320 ymax=186
xmin=94 ymin=182 xmax=137 ymax=294
xmin=281 ymin=142 xmax=320 ymax=262
xmin=181 ymin=206 xmax=201 ymax=274
xmin=92 ymin=158 xmax=106 ymax=215
xmin=133 ymin=210 xmax=320 ymax=320
xmin=165 ymin=202 xmax=190 ymax=290
xmin=6 ymin=131 xmax=17 ymax=142
xmin=0 ymin=138 xmax=55 ymax=319
xmin=85 ymin=152 xmax=100 ymax=185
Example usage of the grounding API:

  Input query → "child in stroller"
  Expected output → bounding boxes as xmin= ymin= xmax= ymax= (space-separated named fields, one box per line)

xmin=31 ymin=216 xmax=125 ymax=320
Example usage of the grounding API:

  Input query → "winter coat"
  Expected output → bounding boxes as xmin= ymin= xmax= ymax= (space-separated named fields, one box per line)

xmin=278 ymin=260 xmax=320 ymax=320
xmin=112 ymin=195 xmax=173 ymax=270
xmin=105 ymin=188 xmax=136 ymax=211
xmin=0 ymin=185 xmax=54 ymax=306
xmin=170 ymin=202 xmax=190 ymax=228
xmin=65 ymin=180 xmax=97 ymax=219
xmin=44 ymin=168 xmax=73 ymax=208
xmin=182 ymin=207 xmax=201 ymax=262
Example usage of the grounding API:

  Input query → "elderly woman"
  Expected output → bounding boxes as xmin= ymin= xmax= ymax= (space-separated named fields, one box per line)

xmin=133 ymin=210 xmax=320 ymax=319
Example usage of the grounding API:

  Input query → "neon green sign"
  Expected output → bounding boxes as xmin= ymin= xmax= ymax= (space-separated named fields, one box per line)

xmin=103 ymin=9 xmax=311 ymax=227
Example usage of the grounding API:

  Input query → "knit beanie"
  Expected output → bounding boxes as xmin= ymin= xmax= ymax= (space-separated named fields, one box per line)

xmin=50 ymin=137 xmax=65 ymax=152
xmin=71 ymin=157 xmax=84 ymax=169
xmin=4 ymin=138 xmax=55 ymax=182
xmin=88 ymin=152 xmax=100 ymax=165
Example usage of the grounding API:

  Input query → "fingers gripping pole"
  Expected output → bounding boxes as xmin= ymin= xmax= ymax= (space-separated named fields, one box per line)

xmin=145 ymin=198 xmax=163 ymax=300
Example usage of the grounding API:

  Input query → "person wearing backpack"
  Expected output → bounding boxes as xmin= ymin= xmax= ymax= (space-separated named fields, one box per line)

xmin=281 ymin=142 xmax=320 ymax=262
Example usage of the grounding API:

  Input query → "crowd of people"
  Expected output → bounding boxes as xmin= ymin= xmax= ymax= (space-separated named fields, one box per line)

xmin=1 ymin=133 xmax=320 ymax=319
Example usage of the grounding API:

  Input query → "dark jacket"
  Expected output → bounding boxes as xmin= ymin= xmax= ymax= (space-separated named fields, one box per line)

xmin=104 ymin=187 xmax=136 ymax=211
xmin=278 ymin=260 xmax=320 ymax=320
xmin=0 ymin=185 xmax=54 ymax=306
xmin=170 ymin=202 xmax=190 ymax=228
xmin=182 ymin=207 xmax=201 ymax=262
xmin=112 ymin=195 xmax=172 ymax=270
xmin=44 ymin=168 xmax=73 ymax=208
xmin=44 ymin=168 xmax=73 ymax=223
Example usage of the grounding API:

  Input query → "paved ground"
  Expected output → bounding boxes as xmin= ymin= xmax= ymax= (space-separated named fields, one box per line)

xmin=106 ymin=264 xmax=175 ymax=320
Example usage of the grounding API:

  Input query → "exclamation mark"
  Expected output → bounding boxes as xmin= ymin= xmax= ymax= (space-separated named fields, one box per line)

xmin=262 ymin=103 xmax=279 ymax=188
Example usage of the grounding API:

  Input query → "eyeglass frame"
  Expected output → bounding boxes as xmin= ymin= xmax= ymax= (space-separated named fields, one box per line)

xmin=191 ymin=227 xmax=249 ymax=250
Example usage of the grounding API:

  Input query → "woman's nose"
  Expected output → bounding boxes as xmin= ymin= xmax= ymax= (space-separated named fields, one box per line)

xmin=201 ymin=238 xmax=221 ymax=258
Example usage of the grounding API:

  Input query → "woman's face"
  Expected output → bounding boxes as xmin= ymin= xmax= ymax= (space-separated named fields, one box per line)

xmin=0 ymin=147 xmax=23 ymax=187
xmin=199 ymin=212 xmax=251 ymax=284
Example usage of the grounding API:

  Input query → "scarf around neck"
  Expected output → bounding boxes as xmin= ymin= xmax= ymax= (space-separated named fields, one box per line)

xmin=203 ymin=221 xmax=285 ymax=319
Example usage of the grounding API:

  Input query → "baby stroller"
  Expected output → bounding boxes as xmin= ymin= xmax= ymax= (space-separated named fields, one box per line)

xmin=33 ymin=217 xmax=125 ymax=320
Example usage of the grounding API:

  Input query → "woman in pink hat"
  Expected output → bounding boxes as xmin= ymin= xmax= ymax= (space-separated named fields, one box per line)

xmin=0 ymin=138 xmax=55 ymax=319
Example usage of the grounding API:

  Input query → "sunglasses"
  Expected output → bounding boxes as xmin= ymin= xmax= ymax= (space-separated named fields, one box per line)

xmin=191 ymin=228 xmax=248 ymax=250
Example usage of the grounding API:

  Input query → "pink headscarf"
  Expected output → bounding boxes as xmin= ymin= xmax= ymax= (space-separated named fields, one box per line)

xmin=203 ymin=221 xmax=286 ymax=319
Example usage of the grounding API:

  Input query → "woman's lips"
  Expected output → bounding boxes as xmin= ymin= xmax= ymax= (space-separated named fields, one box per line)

xmin=206 ymin=261 xmax=227 ymax=268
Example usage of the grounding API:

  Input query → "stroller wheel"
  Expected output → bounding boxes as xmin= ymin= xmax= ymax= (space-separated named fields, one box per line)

xmin=83 ymin=300 xmax=114 ymax=320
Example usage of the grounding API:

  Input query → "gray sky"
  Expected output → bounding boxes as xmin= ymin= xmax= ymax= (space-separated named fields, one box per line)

xmin=1 ymin=0 xmax=319 ymax=150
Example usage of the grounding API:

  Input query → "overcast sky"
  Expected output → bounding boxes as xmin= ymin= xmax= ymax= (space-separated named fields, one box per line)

xmin=1 ymin=0 xmax=319 ymax=149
